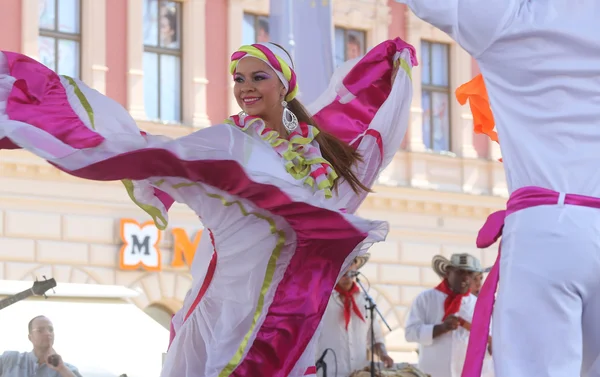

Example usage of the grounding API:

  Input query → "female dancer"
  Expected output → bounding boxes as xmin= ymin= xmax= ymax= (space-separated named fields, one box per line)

xmin=0 ymin=39 xmax=416 ymax=376
xmin=400 ymin=1 xmax=600 ymax=377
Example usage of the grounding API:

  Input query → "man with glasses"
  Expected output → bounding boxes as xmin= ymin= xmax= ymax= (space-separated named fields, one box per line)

xmin=0 ymin=315 xmax=81 ymax=377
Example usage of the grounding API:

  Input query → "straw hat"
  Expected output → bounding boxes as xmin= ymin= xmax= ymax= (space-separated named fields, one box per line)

xmin=432 ymin=253 xmax=484 ymax=278
xmin=354 ymin=253 xmax=370 ymax=269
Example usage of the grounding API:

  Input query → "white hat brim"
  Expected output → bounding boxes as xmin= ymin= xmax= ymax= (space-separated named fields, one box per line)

xmin=432 ymin=255 xmax=451 ymax=278
xmin=355 ymin=253 xmax=370 ymax=270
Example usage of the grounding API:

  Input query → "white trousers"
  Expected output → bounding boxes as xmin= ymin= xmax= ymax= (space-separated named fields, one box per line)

xmin=492 ymin=205 xmax=600 ymax=377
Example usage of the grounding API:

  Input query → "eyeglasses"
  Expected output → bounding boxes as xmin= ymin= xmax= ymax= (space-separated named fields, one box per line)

xmin=31 ymin=326 xmax=54 ymax=334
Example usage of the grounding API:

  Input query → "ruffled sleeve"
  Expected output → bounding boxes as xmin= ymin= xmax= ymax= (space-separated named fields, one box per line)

xmin=307 ymin=38 xmax=417 ymax=212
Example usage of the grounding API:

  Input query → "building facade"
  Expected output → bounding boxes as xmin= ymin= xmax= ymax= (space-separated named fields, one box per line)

xmin=0 ymin=0 xmax=506 ymax=369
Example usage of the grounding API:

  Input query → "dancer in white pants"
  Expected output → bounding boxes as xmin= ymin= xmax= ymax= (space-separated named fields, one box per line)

xmin=397 ymin=1 xmax=600 ymax=377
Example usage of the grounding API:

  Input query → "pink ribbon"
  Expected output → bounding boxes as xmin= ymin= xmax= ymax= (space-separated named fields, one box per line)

xmin=461 ymin=211 xmax=504 ymax=377
xmin=462 ymin=186 xmax=600 ymax=377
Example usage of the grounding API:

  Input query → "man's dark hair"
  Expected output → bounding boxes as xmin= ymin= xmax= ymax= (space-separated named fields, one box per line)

xmin=28 ymin=315 xmax=46 ymax=333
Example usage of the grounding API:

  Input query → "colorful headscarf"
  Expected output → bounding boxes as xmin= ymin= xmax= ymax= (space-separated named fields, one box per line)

xmin=229 ymin=42 xmax=299 ymax=102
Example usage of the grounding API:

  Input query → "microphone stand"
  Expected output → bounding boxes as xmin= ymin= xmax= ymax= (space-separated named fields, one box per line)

xmin=356 ymin=273 xmax=392 ymax=377
xmin=316 ymin=361 xmax=327 ymax=377
xmin=316 ymin=349 xmax=328 ymax=377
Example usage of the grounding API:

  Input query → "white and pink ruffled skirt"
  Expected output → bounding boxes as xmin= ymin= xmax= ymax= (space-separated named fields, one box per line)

xmin=0 ymin=37 xmax=416 ymax=377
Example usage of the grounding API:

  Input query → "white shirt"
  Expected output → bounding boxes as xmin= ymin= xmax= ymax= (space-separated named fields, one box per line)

xmin=0 ymin=351 xmax=82 ymax=377
xmin=317 ymin=290 xmax=385 ymax=377
xmin=404 ymin=289 xmax=494 ymax=377
xmin=398 ymin=0 xmax=600 ymax=197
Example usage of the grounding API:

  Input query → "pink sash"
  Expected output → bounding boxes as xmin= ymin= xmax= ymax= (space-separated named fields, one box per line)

xmin=462 ymin=186 xmax=600 ymax=377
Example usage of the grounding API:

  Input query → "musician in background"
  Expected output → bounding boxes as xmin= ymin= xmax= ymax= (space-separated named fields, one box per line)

xmin=470 ymin=267 xmax=491 ymax=297
xmin=470 ymin=272 xmax=483 ymax=297
xmin=0 ymin=315 xmax=81 ymax=377
xmin=404 ymin=254 xmax=494 ymax=377
xmin=317 ymin=254 xmax=394 ymax=377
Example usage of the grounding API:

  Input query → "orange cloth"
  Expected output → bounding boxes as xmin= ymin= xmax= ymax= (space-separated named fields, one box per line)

xmin=455 ymin=74 xmax=502 ymax=162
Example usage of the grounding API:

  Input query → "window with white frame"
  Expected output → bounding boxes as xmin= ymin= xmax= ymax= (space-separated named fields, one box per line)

xmin=143 ymin=0 xmax=182 ymax=122
xmin=38 ymin=0 xmax=81 ymax=78
xmin=421 ymin=40 xmax=451 ymax=152
xmin=334 ymin=27 xmax=366 ymax=66
xmin=242 ymin=13 xmax=270 ymax=46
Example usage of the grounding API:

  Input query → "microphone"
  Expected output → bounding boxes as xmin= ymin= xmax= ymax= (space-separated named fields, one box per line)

xmin=47 ymin=355 xmax=60 ymax=367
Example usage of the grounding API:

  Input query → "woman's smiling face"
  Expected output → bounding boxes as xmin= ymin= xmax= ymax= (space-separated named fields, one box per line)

xmin=233 ymin=57 xmax=287 ymax=119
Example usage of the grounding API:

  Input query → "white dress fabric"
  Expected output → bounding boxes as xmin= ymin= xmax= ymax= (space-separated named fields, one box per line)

xmin=0 ymin=39 xmax=416 ymax=377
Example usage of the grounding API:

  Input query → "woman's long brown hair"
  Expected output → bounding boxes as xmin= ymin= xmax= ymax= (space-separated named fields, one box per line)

xmin=287 ymin=99 xmax=371 ymax=194
xmin=270 ymin=43 xmax=371 ymax=194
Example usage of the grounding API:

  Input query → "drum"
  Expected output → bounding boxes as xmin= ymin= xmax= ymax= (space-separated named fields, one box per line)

xmin=350 ymin=363 xmax=430 ymax=377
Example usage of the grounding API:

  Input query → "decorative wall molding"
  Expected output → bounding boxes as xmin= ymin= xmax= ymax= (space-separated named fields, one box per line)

xmin=240 ymin=0 xmax=268 ymax=14
xmin=127 ymin=271 xmax=192 ymax=311
xmin=371 ymin=285 xmax=404 ymax=333
xmin=363 ymin=184 xmax=506 ymax=218
xmin=20 ymin=265 xmax=100 ymax=285
xmin=362 ymin=196 xmax=497 ymax=219
xmin=332 ymin=0 xmax=390 ymax=28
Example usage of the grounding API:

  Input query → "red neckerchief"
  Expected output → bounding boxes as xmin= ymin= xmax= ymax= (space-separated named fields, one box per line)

xmin=435 ymin=279 xmax=470 ymax=320
xmin=335 ymin=283 xmax=365 ymax=330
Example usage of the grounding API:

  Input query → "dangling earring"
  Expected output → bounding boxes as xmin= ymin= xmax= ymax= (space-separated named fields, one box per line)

xmin=281 ymin=100 xmax=298 ymax=133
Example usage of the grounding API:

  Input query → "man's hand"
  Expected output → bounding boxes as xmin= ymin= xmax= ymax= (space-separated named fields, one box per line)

xmin=45 ymin=351 xmax=76 ymax=377
xmin=380 ymin=353 xmax=394 ymax=368
xmin=46 ymin=353 xmax=61 ymax=370
xmin=442 ymin=315 xmax=460 ymax=331
xmin=433 ymin=314 xmax=461 ymax=338
xmin=374 ymin=343 xmax=394 ymax=368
